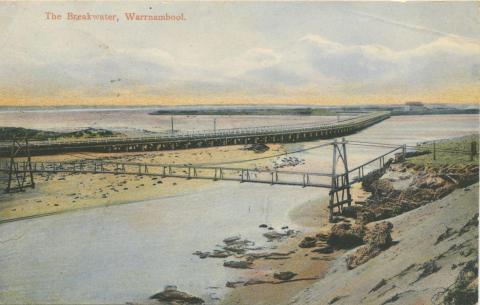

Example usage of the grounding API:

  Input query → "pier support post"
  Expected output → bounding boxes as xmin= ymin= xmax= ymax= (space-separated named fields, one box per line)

xmin=328 ymin=140 xmax=337 ymax=222
xmin=328 ymin=138 xmax=352 ymax=222
xmin=341 ymin=138 xmax=352 ymax=207
xmin=5 ymin=138 xmax=35 ymax=193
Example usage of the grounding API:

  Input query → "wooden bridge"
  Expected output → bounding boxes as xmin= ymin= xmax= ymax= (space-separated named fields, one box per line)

xmin=0 ymin=112 xmax=390 ymax=156
xmin=0 ymin=138 xmax=405 ymax=221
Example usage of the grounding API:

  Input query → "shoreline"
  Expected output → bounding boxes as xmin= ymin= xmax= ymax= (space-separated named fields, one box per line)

xmin=218 ymin=185 xmax=368 ymax=305
xmin=218 ymin=145 xmax=478 ymax=305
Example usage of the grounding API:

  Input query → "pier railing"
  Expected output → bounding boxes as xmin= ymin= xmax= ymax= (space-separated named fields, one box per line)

xmin=0 ymin=112 xmax=390 ymax=149
xmin=0 ymin=159 xmax=334 ymax=188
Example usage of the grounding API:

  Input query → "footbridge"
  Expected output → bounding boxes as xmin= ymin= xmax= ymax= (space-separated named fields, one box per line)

xmin=1 ymin=138 xmax=405 ymax=222
xmin=0 ymin=112 xmax=390 ymax=156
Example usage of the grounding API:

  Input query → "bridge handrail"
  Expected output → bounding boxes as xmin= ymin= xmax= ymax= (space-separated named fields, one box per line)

xmin=346 ymin=145 xmax=403 ymax=175
xmin=0 ymin=111 xmax=390 ymax=148
xmin=0 ymin=159 xmax=334 ymax=177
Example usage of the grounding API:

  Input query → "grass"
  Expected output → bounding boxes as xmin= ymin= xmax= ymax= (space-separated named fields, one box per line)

xmin=408 ymin=134 xmax=479 ymax=166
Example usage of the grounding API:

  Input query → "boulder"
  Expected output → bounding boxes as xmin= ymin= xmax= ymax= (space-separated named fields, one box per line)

xmin=263 ymin=231 xmax=286 ymax=241
xmin=358 ymin=209 xmax=377 ymax=225
xmin=341 ymin=206 xmax=358 ymax=218
xmin=299 ymin=236 xmax=317 ymax=248
xmin=223 ymin=236 xmax=241 ymax=244
xmin=208 ymin=250 xmax=231 ymax=258
xmin=223 ymin=260 xmax=252 ymax=269
xmin=327 ymin=223 xmax=365 ymax=249
xmin=346 ymin=221 xmax=394 ymax=269
xmin=364 ymin=221 xmax=393 ymax=249
xmin=243 ymin=143 xmax=270 ymax=153
xmin=312 ymin=245 xmax=334 ymax=254
xmin=150 ymin=286 xmax=204 ymax=304
xmin=192 ymin=251 xmax=210 ymax=259
xmin=273 ymin=271 xmax=297 ymax=281
xmin=346 ymin=244 xmax=381 ymax=269
xmin=222 ymin=238 xmax=254 ymax=254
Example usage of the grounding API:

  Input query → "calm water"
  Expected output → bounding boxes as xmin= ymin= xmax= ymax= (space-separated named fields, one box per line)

xmin=0 ymin=109 xmax=340 ymax=135
xmin=0 ymin=111 xmax=478 ymax=304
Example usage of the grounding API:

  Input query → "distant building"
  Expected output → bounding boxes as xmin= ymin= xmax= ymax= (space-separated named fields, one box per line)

xmin=404 ymin=101 xmax=426 ymax=111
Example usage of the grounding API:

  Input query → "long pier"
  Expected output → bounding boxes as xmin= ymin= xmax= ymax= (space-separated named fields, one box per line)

xmin=0 ymin=112 xmax=390 ymax=156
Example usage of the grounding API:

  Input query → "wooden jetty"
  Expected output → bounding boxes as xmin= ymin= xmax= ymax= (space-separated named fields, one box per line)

xmin=0 ymin=138 xmax=405 ymax=221
xmin=0 ymin=112 xmax=390 ymax=156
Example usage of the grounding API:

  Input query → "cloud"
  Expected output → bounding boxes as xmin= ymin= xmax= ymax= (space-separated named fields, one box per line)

xmin=223 ymin=34 xmax=480 ymax=97
xmin=1 ymin=29 xmax=479 ymax=102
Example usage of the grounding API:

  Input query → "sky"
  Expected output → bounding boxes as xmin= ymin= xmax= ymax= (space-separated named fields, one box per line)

xmin=0 ymin=1 xmax=479 ymax=106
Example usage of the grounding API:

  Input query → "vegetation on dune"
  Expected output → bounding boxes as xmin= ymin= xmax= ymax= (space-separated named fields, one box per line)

xmin=409 ymin=134 xmax=479 ymax=166
xmin=0 ymin=127 xmax=122 ymax=141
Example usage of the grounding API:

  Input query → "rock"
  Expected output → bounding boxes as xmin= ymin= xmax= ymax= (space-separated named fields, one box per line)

xmin=225 ymin=281 xmax=244 ymax=288
xmin=273 ymin=271 xmax=297 ymax=281
xmin=208 ymin=250 xmax=232 ymax=258
xmin=363 ymin=221 xmax=393 ymax=249
xmin=316 ymin=233 xmax=329 ymax=241
xmin=346 ymin=221 xmax=394 ymax=269
xmin=312 ymin=245 xmax=334 ymax=254
xmin=222 ymin=238 xmax=254 ymax=254
xmin=192 ymin=251 xmax=210 ymax=259
xmin=281 ymin=226 xmax=289 ymax=230
xmin=223 ymin=245 xmax=246 ymax=254
xmin=259 ymin=224 xmax=268 ymax=228
xmin=223 ymin=260 xmax=252 ymax=269
xmin=347 ymin=244 xmax=381 ymax=270
xmin=299 ymin=236 xmax=317 ymax=248
xmin=223 ymin=236 xmax=241 ymax=244
xmin=341 ymin=206 xmax=358 ymax=218
xmin=242 ymin=143 xmax=270 ymax=153
xmin=150 ymin=286 xmax=204 ymax=304
xmin=328 ymin=223 xmax=365 ymax=249
xmin=263 ymin=231 xmax=287 ymax=241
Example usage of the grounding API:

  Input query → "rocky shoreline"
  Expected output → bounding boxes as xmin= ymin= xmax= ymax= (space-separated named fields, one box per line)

xmin=343 ymin=161 xmax=479 ymax=224
xmin=124 ymin=149 xmax=479 ymax=305
xmin=212 ymin=155 xmax=479 ymax=305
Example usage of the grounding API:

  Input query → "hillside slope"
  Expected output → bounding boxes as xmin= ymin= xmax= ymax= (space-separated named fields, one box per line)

xmin=289 ymin=184 xmax=478 ymax=305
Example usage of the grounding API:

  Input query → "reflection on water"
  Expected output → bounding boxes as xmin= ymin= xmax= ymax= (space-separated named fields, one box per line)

xmin=0 ymin=111 xmax=478 ymax=304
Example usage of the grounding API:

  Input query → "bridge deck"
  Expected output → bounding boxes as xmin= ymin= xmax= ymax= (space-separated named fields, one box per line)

xmin=0 ymin=112 xmax=390 ymax=156
xmin=1 ymin=139 xmax=406 ymax=222
xmin=0 ymin=159 xmax=333 ymax=188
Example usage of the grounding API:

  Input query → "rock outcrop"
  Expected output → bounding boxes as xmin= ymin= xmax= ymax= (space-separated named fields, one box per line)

xmin=327 ymin=223 xmax=365 ymax=249
xmin=347 ymin=163 xmax=479 ymax=225
xmin=346 ymin=221 xmax=394 ymax=269
xmin=150 ymin=286 xmax=204 ymax=304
